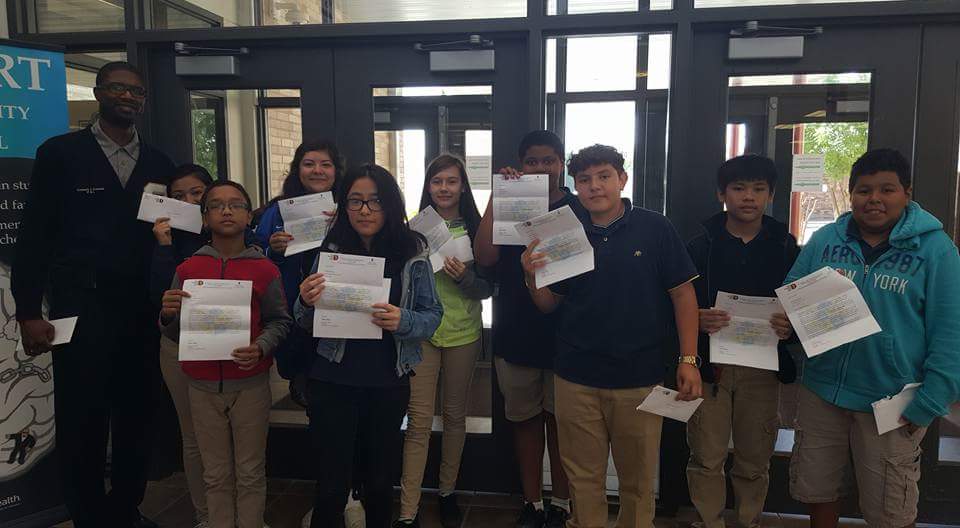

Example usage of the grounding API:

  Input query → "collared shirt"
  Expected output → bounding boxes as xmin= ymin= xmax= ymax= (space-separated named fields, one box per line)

xmin=91 ymin=119 xmax=140 ymax=187
xmin=846 ymin=220 xmax=892 ymax=265
xmin=548 ymin=199 xmax=698 ymax=389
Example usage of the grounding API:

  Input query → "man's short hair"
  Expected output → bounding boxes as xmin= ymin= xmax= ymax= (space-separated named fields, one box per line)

xmin=518 ymin=130 xmax=564 ymax=161
xmin=567 ymin=144 xmax=625 ymax=177
xmin=849 ymin=148 xmax=911 ymax=192
xmin=716 ymin=154 xmax=778 ymax=192
xmin=95 ymin=61 xmax=144 ymax=87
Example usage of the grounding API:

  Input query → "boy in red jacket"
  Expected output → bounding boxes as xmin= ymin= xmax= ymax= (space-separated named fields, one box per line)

xmin=161 ymin=180 xmax=291 ymax=528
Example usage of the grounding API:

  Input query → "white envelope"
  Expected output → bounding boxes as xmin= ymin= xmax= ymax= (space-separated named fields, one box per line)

xmin=136 ymin=193 xmax=203 ymax=234
xmin=636 ymin=385 xmax=704 ymax=423
xmin=872 ymin=383 xmax=923 ymax=435
xmin=16 ymin=316 xmax=79 ymax=351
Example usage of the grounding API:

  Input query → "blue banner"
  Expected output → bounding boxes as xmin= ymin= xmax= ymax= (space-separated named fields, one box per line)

xmin=0 ymin=40 xmax=68 ymax=527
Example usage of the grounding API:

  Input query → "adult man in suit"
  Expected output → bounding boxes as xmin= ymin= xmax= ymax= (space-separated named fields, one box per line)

xmin=13 ymin=61 xmax=175 ymax=528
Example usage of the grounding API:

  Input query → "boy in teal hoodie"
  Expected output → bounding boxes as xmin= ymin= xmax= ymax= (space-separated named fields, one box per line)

xmin=782 ymin=149 xmax=960 ymax=528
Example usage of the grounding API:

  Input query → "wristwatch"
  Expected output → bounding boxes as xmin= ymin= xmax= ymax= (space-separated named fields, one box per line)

xmin=678 ymin=355 xmax=701 ymax=368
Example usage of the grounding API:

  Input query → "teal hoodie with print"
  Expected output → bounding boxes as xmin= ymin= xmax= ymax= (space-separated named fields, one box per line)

xmin=785 ymin=201 xmax=960 ymax=427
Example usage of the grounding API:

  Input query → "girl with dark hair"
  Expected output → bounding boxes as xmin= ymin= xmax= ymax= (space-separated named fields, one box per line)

xmin=160 ymin=180 xmax=291 ymax=528
xmin=254 ymin=140 xmax=342 ymax=380
xmin=294 ymin=164 xmax=442 ymax=528
xmin=396 ymin=155 xmax=493 ymax=527
xmin=149 ymin=163 xmax=215 ymax=528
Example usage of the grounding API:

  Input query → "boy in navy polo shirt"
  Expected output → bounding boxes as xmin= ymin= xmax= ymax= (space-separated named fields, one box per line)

xmin=521 ymin=144 xmax=702 ymax=528
xmin=474 ymin=130 xmax=576 ymax=527
xmin=684 ymin=155 xmax=798 ymax=528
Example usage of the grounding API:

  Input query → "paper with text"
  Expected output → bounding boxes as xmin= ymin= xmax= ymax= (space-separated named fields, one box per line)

xmin=514 ymin=205 xmax=594 ymax=288
xmin=16 ymin=317 xmax=79 ymax=351
xmin=776 ymin=267 xmax=881 ymax=358
xmin=137 ymin=193 xmax=203 ymax=234
xmin=492 ymin=173 xmax=549 ymax=245
xmin=279 ymin=192 xmax=336 ymax=256
xmin=179 ymin=279 xmax=252 ymax=361
xmin=409 ymin=206 xmax=463 ymax=272
xmin=637 ymin=385 xmax=703 ymax=423
xmin=709 ymin=292 xmax=782 ymax=371
xmin=311 ymin=253 xmax=389 ymax=339
xmin=872 ymin=383 xmax=922 ymax=435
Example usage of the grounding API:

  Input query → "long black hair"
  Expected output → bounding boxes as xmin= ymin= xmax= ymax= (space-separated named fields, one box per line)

xmin=270 ymin=139 xmax=344 ymax=203
xmin=418 ymin=154 xmax=482 ymax=240
xmin=323 ymin=163 xmax=424 ymax=264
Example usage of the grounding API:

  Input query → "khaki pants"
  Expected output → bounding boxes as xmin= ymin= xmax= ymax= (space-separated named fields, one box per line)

xmin=399 ymin=339 xmax=480 ymax=519
xmin=686 ymin=366 xmax=780 ymax=528
xmin=189 ymin=380 xmax=271 ymax=528
xmin=554 ymin=376 xmax=661 ymax=528
xmin=789 ymin=385 xmax=926 ymax=528
xmin=159 ymin=336 xmax=208 ymax=521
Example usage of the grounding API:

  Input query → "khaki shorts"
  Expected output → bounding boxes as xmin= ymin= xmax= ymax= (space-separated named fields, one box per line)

xmin=494 ymin=356 xmax=555 ymax=422
xmin=789 ymin=386 xmax=926 ymax=528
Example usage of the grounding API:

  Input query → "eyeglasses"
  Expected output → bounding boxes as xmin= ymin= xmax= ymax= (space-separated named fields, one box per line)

xmin=204 ymin=200 xmax=250 ymax=213
xmin=345 ymin=198 xmax=383 ymax=212
xmin=97 ymin=82 xmax=147 ymax=98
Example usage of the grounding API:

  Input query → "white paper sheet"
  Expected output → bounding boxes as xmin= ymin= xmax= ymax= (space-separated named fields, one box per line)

xmin=136 ymin=193 xmax=203 ymax=234
xmin=16 ymin=316 xmax=79 ymax=351
xmin=636 ymin=385 xmax=704 ymax=423
xmin=709 ymin=292 xmax=782 ymax=371
xmin=279 ymin=192 xmax=336 ymax=256
xmin=791 ymin=154 xmax=826 ymax=193
xmin=492 ymin=173 xmax=549 ymax=245
xmin=775 ymin=267 xmax=881 ymax=358
xmin=179 ymin=279 xmax=252 ymax=361
xmin=513 ymin=205 xmax=594 ymax=288
xmin=311 ymin=253 xmax=389 ymax=339
xmin=872 ymin=383 xmax=923 ymax=435
xmin=429 ymin=236 xmax=476 ymax=273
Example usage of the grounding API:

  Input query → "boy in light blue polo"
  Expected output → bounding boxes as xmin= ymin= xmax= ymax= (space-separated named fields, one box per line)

xmin=783 ymin=149 xmax=960 ymax=528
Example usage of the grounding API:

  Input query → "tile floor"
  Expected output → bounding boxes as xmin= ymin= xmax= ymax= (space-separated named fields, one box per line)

xmin=49 ymin=472 xmax=886 ymax=528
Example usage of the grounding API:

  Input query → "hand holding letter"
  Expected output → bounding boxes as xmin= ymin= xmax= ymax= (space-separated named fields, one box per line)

xmin=699 ymin=308 xmax=730 ymax=334
xmin=232 ymin=343 xmax=263 ymax=370
xmin=520 ymin=239 xmax=548 ymax=286
xmin=443 ymin=257 xmax=467 ymax=282
xmin=299 ymin=273 xmax=326 ymax=306
xmin=770 ymin=312 xmax=793 ymax=340
xmin=676 ymin=363 xmax=703 ymax=401
xmin=371 ymin=303 xmax=402 ymax=332
xmin=153 ymin=217 xmax=173 ymax=246
xmin=269 ymin=231 xmax=294 ymax=254
xmin=161 ymin=289 xmax=192 ymax=322
xmin=19 ymin=320 xmax=55 ymax=357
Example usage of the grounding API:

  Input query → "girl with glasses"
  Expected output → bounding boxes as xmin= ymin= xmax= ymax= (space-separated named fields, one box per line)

xmin=295 ymin=164 xmax=442 ymax=528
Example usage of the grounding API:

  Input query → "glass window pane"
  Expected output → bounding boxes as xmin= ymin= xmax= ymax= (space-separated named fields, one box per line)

xmin=151 ymin=0 xmax=219 ymax=28
xmin=699 ymin=0 xmax=901 ymax=6
xmin=566 ymin=35 xmax=638 ymax=93
xmin=565 ymin=101 xmax=636 ymax=202
xmin=646 ymin=33 xmax=672 ymax=90
xmin=166 ymin=0 xmax=253 ymax=27
xmin=545 ymin=38 xmax=557 ymax=95
xmin=261 ymin=0 xmax=523 ymax=25
xmin=568 ymin=0 xmax=638 ymax=13
xmin=35 ymin=0 xmax=125 ymax=33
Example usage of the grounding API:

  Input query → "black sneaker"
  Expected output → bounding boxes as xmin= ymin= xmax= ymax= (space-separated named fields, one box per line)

xmin=439 ymin=494 xmax=462 ymax=528
xmin=393 ymin=518 xmax=420 ymax=528
xmin=516 ymin=502 xmax=545 ymax=528
xmin=544 ymin=504 xmax=569 ymax=528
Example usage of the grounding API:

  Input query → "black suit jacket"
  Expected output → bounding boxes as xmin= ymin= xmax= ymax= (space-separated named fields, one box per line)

xmin=12 ymin=127 xmax=175 ymax=320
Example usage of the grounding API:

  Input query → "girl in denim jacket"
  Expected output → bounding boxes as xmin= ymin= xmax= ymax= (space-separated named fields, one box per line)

xmin=295 ymin=163 xmax=442 ymax=528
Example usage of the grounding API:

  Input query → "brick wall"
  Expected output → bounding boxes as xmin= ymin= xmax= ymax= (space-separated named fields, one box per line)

xmin=266 ymin=108 xmax=302 ymax=199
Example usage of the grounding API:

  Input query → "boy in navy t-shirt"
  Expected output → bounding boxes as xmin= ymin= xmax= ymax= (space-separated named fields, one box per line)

xmin=522 ymin=144 xmax=702 ymax=528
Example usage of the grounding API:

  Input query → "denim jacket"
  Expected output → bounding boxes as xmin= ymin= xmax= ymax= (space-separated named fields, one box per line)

xmin=294 ymin=247 xmax=443 ymax=377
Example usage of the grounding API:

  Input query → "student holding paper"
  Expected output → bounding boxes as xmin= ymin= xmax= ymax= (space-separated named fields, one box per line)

xmin=782 ymin=149 xmax=960 ymax=528
xmin=474 ymin=130 xmax=576 ymax=528
xmin=684 ymin=155 xmax=798 ymax=528
xmin=160 ymin=180 xmax=292 ymax=528
xmin=396 ymin=154 xmax=494 ymax=528
xmin=254 ymin=140 xmax=343 ymax=377
xmin=521 ymin=144 xmax=702 ymax=528
xmin=294 ymin=164 xmax=442 ymax=528
xmin=149 ymin=163 xmax=214 ymax=527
